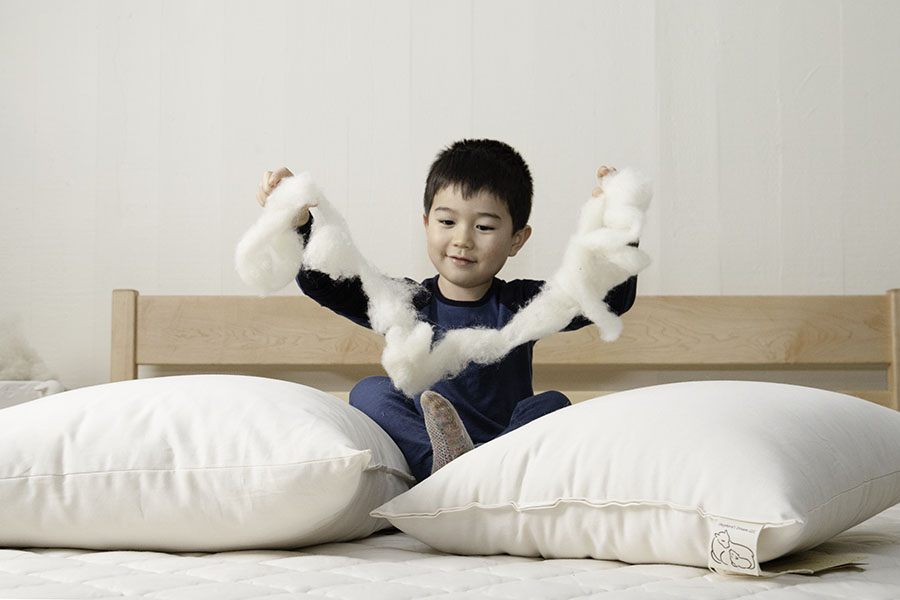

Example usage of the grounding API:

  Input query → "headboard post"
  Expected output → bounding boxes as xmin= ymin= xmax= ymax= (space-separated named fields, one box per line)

xmin=111 ymin=289 xmax=139 ymax=382
xmin=890 ymin=289 xmax=900 ymax=411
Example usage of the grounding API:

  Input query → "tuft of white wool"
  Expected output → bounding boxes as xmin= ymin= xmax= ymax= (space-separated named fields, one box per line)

xmin=303 ymin=196 xmax=361 ymax=281
xmin=234 ymin=173 xmax=322 ymax=295
xmin=0 ymin=316 xmax=56 ymax=381
xmin=235 ymin=169 xmax=652 ymax=397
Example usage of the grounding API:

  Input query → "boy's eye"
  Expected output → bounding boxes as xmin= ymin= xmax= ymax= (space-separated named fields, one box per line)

xmin=476 ymin=225 xmax=495 ymax=232
xmin=438 ymin=219 xmax=455 ymax=226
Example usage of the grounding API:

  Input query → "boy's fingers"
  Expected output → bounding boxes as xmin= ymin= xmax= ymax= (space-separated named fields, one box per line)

xmin=596 ymin=165 xmax=617 ymax=180
xmin=594 ymin=165 xmax=612 ymax=196
xmin=258 ymin=168 xmax=294 ymax=207
xmin=261 ymin=171 xmax=273 ymax=192
xmin=592 ymin=165 xmax=619 ymax=196
xmin=271 ymin=167 xmax=293 ymax=186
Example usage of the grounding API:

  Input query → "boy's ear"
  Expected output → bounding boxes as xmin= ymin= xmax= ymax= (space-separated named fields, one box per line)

xmin=508 ymin=225 xmax=532 ymax=257
xmin=422 ymin=213 xmax=429 ymax=228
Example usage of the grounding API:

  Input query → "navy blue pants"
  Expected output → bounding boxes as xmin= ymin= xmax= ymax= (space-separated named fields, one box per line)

xmin=349 ymin=376 xmax=570 ymax=483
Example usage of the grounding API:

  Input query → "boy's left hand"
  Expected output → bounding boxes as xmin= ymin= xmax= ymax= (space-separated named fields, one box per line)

xmin=257 ymin=167 xmax=294 ymax=207
xmin=592 ymin=165 xmax=617 ymax=197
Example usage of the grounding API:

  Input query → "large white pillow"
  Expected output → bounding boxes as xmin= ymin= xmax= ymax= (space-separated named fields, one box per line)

xmin=0 ymin=374 xmax=413 ymax=551
xmin=373 ymin=381 xmax=900 ymax=574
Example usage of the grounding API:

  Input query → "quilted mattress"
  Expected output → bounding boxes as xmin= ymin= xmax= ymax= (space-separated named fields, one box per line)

xmin=3 ymin=505 xmax=900 ymax=600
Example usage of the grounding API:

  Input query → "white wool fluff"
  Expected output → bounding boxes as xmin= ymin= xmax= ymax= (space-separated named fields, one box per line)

xmin=0 ymin=316 xmax=56 ymax=381
xmin=235 ymin=169 xmax=652 ymax=397
xmin=234 ymin=174 xmax=323 ymax=295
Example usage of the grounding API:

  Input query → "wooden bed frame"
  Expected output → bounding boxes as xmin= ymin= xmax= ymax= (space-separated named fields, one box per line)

xmin=111 ymin=289 xmax=900 ymax=410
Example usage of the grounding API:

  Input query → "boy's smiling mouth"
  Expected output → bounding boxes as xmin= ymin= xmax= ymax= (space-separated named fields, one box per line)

xmin=449 ymin=255 xmax=475 ymax=266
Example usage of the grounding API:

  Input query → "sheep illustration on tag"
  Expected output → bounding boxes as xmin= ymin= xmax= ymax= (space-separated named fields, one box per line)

xmin=711 ymin=529 xmax=757 ymax=570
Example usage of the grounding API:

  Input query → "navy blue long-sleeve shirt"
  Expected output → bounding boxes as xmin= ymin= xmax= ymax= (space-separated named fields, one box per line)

xmin=295 ymin=219 xmax=636 ymax=437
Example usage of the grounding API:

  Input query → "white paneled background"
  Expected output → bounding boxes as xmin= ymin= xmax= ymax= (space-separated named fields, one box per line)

xmin=1 ymin=0 xmax=899 ymax=389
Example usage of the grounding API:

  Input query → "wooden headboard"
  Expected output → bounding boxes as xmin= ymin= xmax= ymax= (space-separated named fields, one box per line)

xmin=111 ymin=289 xmax=900 ymax=410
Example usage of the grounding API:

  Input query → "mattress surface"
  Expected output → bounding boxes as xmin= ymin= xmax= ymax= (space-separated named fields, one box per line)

xmin=3 ymin=505 xmax=900 ymax=599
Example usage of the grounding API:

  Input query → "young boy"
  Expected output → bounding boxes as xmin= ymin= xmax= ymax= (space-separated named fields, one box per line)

xmin=257 ymin=139 xmax=636 ymax=482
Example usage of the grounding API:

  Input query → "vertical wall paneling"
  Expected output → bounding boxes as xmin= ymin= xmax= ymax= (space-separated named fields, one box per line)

xmin=714 ymin=2 xmax=783 ymax=293
xmin=776 ymin=1 xmax=844 ymax=294
xmin=155 ymin=0 xmax=226 ymax=294
xmin=655 ymin=1 xmax=724 ymax=293
xmin=1 ymin=1 xmax=899 ymax=389
xmin=841 ymin=0 xmax=900 ymax=293
xmin=27 ymin=1 xmax=102 ymax=380
xmin=95 ymin=1 xmax=163 ymax=296
xmin=0 ymin=1 xmax=37 ymax=318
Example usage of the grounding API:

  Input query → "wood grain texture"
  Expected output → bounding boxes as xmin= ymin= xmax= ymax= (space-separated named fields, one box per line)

xmin=110 ymin=290 xmax=138 ymax=382
xmin=135 ymin=294 xmax=385 ymax=367
xmin=534 ymin=295 xmax=890 ymax=367
xmin=115 ymin=291 xmax=898 ymax=408
xmin=890 ymin=289 xmax=900 ymax=410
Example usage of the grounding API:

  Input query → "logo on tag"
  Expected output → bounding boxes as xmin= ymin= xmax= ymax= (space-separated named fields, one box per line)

xmin=708 ymin=519 xmax=764 ymax=575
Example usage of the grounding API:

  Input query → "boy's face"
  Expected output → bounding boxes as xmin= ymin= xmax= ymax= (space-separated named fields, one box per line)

xmin=423 ymin=185 xmax=531 ymax=302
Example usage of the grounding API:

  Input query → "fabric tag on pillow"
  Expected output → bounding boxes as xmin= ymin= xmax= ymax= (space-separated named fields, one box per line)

xmin=708 ymin=518 xmax=763 ymax=576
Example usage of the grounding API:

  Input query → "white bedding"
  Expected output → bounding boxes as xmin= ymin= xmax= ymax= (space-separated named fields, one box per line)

xmin=3 ymin=504 xmax=900 ymax=600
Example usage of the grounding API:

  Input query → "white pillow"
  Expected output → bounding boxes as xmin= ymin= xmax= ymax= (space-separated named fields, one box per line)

xmin=373 ymin=381 xmax=900 ymax=574
xmin=0 ymin=374 xmax=413 ymax=552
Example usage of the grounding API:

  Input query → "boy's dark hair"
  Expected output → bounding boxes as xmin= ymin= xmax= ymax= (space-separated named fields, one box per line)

xmin=424 ymin=139 xmax=533 ymax=232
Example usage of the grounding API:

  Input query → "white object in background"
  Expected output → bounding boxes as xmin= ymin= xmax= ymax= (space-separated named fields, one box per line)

xmin=0 ymin=380 xmax=65 ymax=409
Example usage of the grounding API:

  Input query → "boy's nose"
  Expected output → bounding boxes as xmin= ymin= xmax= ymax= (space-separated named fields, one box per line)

xmin=452 ymin=232 xmax=473 ymax=248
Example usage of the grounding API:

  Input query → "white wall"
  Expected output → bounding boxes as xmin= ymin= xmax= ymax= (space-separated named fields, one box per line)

xmin=1 ymin=0 xmax=898 ymax=389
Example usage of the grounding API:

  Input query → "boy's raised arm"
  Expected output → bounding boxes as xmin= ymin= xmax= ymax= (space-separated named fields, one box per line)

xmin=251 ymin=167 xmax=370 ymax=326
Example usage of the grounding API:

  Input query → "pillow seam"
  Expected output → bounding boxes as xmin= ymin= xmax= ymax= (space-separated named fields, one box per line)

xmin=374 ymin=497 xmax=801 ymax=527
xmin=0 ymin=453 xmax=372 ymax=481
xmin=805 ymin=468 xmax=900 ymax=516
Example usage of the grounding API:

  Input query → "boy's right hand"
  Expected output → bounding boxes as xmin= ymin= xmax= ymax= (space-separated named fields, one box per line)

xmin=591 ymin=166 xmax=617 ymax=197
xmin=257 ymin=167 xmax=315 ymax=228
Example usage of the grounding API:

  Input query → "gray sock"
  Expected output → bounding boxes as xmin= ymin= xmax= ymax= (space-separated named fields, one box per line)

xmin=420 ymin=390 xmax=474 ymax=474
